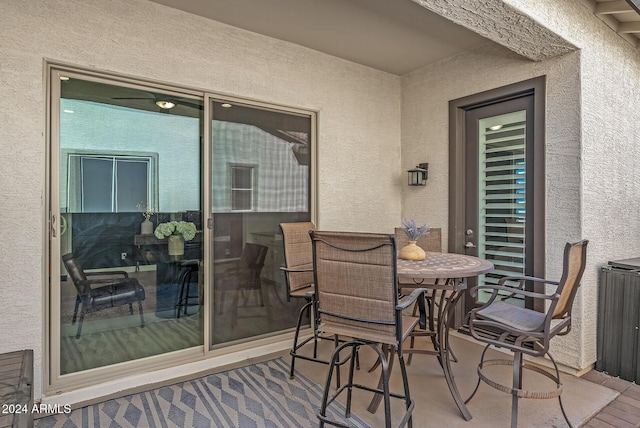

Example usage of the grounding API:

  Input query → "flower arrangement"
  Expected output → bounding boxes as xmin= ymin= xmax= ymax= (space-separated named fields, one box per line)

xmin=154 ymin=221 xmax=197 ymax=241
xmin=136 ymin=202 xmax=155 ymax=221
xmin=402 ymin=218 xmax=430 ymax=241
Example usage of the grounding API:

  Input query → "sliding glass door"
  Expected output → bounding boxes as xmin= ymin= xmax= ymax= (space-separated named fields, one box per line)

xmin=51 ymin=71 xmax=205 ymax=379
xmin=48 ymin=66 xmax=316 ymax=391
xmin=209 ymin=98 xmax=313 ymax=347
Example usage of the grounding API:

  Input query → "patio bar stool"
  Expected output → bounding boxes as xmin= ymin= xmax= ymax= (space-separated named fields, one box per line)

xmin=465 ymin=240 xmax=588 ymax=428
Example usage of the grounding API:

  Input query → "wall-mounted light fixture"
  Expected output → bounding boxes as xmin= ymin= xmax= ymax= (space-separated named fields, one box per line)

xmin=408 ymin=163 xmax=429 ymax=186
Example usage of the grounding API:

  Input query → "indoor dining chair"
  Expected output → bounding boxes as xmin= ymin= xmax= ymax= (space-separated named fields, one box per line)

xmin=310 ymin=230 xmax=427 ymax=428
xmin=62 ymin=253 xmax=146 ymax=338
xmin=465 ymin=240 xmax=588 ymax=428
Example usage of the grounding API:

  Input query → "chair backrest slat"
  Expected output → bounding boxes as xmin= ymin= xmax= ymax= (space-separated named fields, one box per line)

xmin=552 ymin=240 xmax=589 ymax=319
xmin=394 ymin=227 xmax=442 ymax=253
xmin=311 ymin=231 xmax=399 ymax=344
xmin=280 ymin=222 xmax=316 ymax=294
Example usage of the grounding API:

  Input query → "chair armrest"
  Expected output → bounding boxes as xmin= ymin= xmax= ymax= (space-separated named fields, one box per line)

xmin=469 ymin=284 xmax=560 ymax=308
xmin=397 ymin=288 xmax=427 ymax=330
xmin=396 ymin=288 xmax=427 ymax=310
xmin=79 ymin=278 xmax=132 ymax=295
xmin=498 ymin=275 xmax=559 ymax=289
xmin=280 ymin=266 xmax=313 ymax=273
xmin=85 ymin=271 xmax=129 ymax=278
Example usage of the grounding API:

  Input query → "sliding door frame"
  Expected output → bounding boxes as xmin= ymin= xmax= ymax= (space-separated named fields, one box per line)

xmin=45 ymin=60 xmax=318 ymax=394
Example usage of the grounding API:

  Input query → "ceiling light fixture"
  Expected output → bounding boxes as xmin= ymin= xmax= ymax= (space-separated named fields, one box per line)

xmin=63 ymin=110 xmax=74 ymax=114
xmin=155 ymin=100 xmax=176 ymax=109
xmin=221 ymin=103 xmax=232 ymax=108
xmin=488 ymin=125 xmax=503 ymax=131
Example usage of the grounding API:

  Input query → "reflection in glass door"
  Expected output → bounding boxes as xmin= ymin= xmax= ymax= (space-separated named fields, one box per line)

xmin=54 ymin=73 xmax=204 ymax=375
xmin=476 ymin=111 xmax=527 ymax=305
xmin=210 ymin=98 xmax=314 ymax=347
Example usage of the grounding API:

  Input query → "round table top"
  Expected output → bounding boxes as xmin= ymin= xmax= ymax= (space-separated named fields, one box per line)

xmin=397 ymin=251 xmax=494 ymax=279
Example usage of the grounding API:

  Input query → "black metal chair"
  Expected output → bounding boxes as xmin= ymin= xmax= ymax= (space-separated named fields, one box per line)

xmin=310 ymin=231 xmax=427 ymax=428
xmin=215 ymin=243 xmax=268 ymax=326
xmin=176 ymin=259 xmax=200 ymax=318
xmin=62 ymin=253 xmax=146 ymax=338
xmin=465 ymin=240 xmax=588 ymax=428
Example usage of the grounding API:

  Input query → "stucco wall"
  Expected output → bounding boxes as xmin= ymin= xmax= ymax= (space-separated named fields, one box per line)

xmin=402 ymin=43 xmax=583 ymax=368
xmin=0 ymin=0 xmax=401 ymax=398
xmin=403 ymin=0 xmax=640 ymax=371
xmin=506 ymin=0 xmax=640 ymax=372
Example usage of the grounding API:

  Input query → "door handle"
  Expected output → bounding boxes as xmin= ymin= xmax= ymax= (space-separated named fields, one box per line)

xmin=51 ymin=214 xmax=57 ymax=238
xmin=465 ymin=242 xmax=476 ymax=248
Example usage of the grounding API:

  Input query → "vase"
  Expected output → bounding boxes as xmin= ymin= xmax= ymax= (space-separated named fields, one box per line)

xmin=399 ymin=240 xmax=426 ymax=261
xmin=168 ymin=235 xmax=184 ymax=256
xmin=141 ymin=219 xmax=153 ymax=235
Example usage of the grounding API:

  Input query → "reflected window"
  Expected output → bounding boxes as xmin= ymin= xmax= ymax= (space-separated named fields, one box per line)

xmin=231 ymin=165 xmax=254 ymax=211
xmin=67 ymin=153 xmax=155 ymax=212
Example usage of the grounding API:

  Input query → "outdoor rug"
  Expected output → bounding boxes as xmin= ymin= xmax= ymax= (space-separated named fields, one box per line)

xmin=36 ymin=358 xmax=371 ymax=427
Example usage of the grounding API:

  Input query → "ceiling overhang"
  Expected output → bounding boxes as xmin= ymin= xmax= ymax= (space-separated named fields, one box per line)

xmin=593 ymin=0 xmax=640 ymax=49
xmin=411 ymin=0 xmax=578 ymax=61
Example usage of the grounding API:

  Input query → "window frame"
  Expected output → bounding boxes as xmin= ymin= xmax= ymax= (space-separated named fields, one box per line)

xmin=62 ymin=149 xmax=159 ymax=213
xmin=229 ymin=163 xmax=256 ymax=212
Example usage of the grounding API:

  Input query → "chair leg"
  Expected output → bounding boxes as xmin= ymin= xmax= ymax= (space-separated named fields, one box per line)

xmin=138 ymin=299 xmax=145 ymax=328
xmin=128 ymin=302 xmax=134 ymax=315
xmin=344 ymin=345 xmax=359 ymax=418
xmin=75 ymin=312 xmax=85 ymax=339
xmin=465 ymin=344 xmax=491 ymax=405
xmin=333 ymin=335 xmax=341 ymax=388
xmin=72 ymin=295 xmax=81 ymax=324
xmin=290 ymin=300 xmax=313 ymax=379
xmin=318 ymin=341 xmax=351 ymax=428
xmin=219 ymin=289 xmax=226 ymax=314
xmin=367 ymin=344 xmax=394 ymax=414
xmin=511 ymin=351 xmax=523 ymax=428
xmin=548 ymin=352 xmax=574 ymax=428
xmin=397 ymin=347 xmax=414 ymax=428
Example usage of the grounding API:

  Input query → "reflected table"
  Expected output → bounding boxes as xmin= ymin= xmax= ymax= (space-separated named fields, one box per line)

xmin=368 ymin=251 xmax=494 ymax=421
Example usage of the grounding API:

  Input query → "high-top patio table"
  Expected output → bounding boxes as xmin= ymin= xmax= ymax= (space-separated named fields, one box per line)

xmin=367 ymin=251 xmax=494 ymax=421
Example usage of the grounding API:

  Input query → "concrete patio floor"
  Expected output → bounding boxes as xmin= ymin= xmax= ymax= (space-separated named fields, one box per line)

xmin=292 ymin=333 xmax=620 ymax=427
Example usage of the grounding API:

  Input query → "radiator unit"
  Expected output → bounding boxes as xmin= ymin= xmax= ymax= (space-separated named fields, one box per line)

xmin=597 ymin=258 xmax=640 ymax=382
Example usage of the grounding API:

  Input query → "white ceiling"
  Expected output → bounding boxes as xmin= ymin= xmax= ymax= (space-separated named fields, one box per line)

xmin=149 ymin=0 xmax=489 ymax=75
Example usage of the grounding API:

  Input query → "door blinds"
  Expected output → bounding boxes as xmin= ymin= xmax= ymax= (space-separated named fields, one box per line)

xmin=477 ymin=110 xmax=527 ymax=305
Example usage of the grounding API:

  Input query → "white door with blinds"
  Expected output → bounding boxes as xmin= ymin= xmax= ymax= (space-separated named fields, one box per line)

xmin=476 ymin=110 xmax=527 ymax=306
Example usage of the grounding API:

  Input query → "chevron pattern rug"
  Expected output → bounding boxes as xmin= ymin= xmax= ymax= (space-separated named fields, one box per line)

xmin=36 ymin=358 xmax=370 ymax=428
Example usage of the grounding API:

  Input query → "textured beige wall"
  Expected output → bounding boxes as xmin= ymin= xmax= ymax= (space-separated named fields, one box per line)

xmin=0 ymin=0 xmax=401 ymax=397
xmin=403 ymin=0 xmax=640 ymax=371
xmin=506 ymin=0 xmax=640 ymax=373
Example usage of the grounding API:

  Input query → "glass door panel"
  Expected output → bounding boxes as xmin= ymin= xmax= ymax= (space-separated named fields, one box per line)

xmin=462 ymin=91 xmax=537 ymax=314
xmin=477 ymin=111 xmax=527 ymax=305
xmin=210 ymin=98 xmax=313 ymax=347
xmin=56 ymin=75 xmax=204 ymax=375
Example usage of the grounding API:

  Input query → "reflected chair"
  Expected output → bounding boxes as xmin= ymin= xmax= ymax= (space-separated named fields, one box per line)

xmin=310 ymin=231 xmax=427 ymax=428
xmin=62 ymin=253 xmax=146 ymax=338
xmin=465 ymin=240 xmax=588 ymax=428
xmin=215 ymin=243 xmax=268 ymax=325
xmin=176 ymin=259 xmax=200 ymax=318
